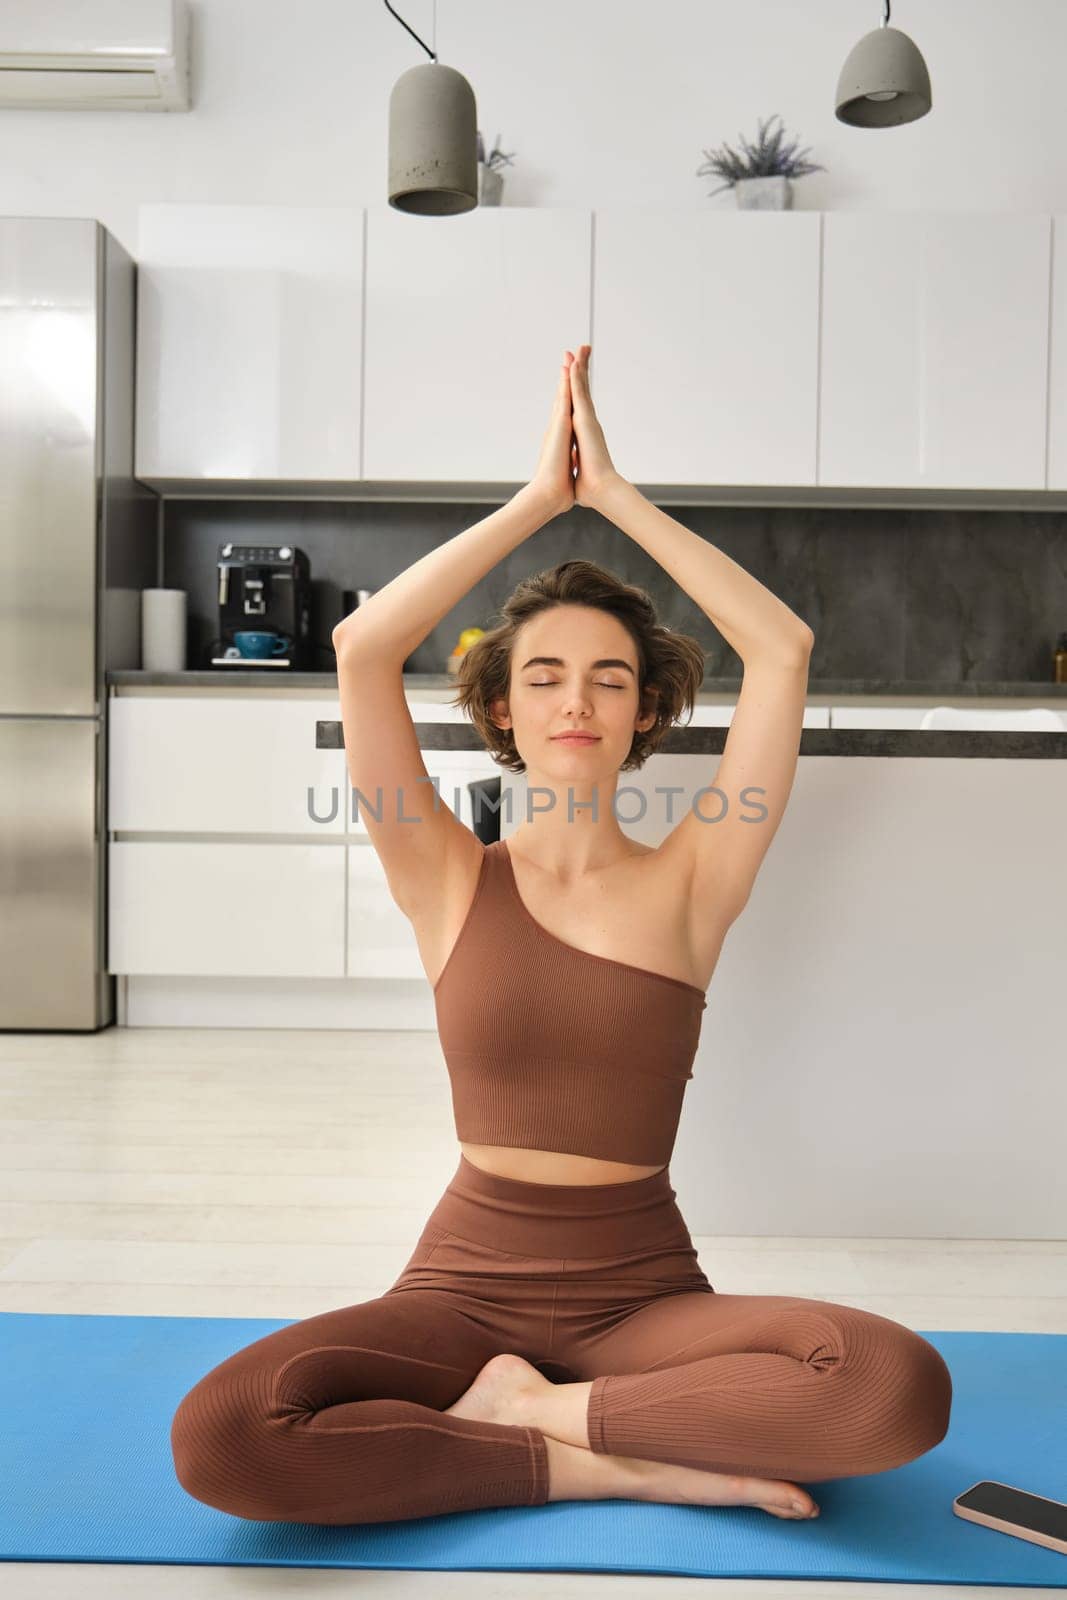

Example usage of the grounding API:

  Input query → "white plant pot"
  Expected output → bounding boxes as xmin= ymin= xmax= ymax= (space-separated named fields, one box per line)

xmin=478 ymin=164 xmax=504 ymax=206
xmin=734 ymin=175 xmax=793 ymax=211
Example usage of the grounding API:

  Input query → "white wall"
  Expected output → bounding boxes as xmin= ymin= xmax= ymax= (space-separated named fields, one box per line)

xmin=0 ymin=0 xmax=1063 ymax=259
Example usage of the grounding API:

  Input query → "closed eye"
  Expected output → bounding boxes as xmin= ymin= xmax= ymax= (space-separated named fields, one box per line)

xmin=528 ymin=682 xmax=625 ymax=689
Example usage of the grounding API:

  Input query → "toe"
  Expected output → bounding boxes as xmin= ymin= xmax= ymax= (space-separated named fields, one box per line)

xmin=743 ymin=1478 xmax=818 ymax=1519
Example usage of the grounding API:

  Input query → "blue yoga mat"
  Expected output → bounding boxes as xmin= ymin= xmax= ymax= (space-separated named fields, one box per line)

xmin=1 ymin=1312 xmax=1064 ymax=1583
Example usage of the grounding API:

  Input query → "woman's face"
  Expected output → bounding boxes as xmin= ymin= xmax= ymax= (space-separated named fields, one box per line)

xmin=492 ymin=605 xmax=657 ymax=775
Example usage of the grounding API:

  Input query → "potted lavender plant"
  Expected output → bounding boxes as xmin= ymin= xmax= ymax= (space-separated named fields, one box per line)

xmin=697 ymin=113 xmax=825 ymax=210
xmin=477 ymin=131 xmax=516 ymax=206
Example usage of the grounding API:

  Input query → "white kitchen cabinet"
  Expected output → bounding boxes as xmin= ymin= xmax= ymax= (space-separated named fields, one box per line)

xmin=108 ymin=842 xmax=346 ymax=977
xmin=1043 ymin=215 xmax=1067 ymax=488
xmin=819 ymin=212 xmax=1051 ymax=490
xmin=346 ymin=844 xmax=424 ymax=979
xmin=109 ymin=696 xmax=346 ymax=833
xmin=362 ymin=206 xmax=591 ymax=481
xmin=107 ymin=692 xmax=502 ymax=992
xmin=132 ymin=203 xmax=1059 ymax=494
xmin=135 ymin=205 xmax=364 ymax=482
xmin=591 ymin=210 xmax=820 ymax=487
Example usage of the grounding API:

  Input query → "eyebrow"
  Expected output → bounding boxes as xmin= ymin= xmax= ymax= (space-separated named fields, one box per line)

xmin=519 ymin=656 xmax=636 ymax=676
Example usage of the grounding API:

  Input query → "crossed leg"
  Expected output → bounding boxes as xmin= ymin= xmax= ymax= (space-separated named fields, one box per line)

xmin=565 ymin=1288 xmax=953 ymax=1485
xmin=170 ymin=1274 xmax=952 ymax=1527
xmin=170 ymin=1286 xmax=552 ymax=1525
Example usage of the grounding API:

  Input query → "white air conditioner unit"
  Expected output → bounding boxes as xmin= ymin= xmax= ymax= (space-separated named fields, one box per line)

xmin=0 ymin=0 xmax=190 ymax=112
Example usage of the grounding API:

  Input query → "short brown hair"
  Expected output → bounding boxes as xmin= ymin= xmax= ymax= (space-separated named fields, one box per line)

xmin=450 ymin=558 xmax=707 ymax=774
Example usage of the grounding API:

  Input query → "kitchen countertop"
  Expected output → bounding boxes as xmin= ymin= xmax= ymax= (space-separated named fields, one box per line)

xmin=107 ymin=670 xmax=1067 ymax=697
xmin=310 ymin=721 xmax=1066 ymax=758
xmin=106 ymin=669 xmax=1067 ymax=753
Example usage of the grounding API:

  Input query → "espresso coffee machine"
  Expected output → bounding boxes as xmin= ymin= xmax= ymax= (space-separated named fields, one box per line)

xmin=212 ymin=542 xmax=312 ymax=669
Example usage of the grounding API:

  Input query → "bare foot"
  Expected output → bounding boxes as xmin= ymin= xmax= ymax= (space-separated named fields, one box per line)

xmin=443 ymin=1351 xmax=549 ymax=1427
xmin=623 ymin=1455 xmax=821 ymax=1520
xmin=444 ymin=1355 xmax=820 ymax=1521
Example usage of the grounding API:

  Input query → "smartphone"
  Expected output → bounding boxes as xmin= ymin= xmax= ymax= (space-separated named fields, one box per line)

xmin=953 ymin=1480 xmax=1067 ymax=1556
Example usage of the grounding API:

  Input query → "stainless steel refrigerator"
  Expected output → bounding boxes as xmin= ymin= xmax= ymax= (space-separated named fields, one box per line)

xmin=0 ymin=216 xmax=157 ymax=1030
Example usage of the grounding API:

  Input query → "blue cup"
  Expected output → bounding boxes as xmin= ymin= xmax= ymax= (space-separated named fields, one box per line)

xmin=234 ymin=630 xmax=291 ymax=659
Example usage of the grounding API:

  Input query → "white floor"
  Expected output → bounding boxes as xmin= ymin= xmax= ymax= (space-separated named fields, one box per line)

xmin=0 ymin=1026 xmax=1061 ymax=1600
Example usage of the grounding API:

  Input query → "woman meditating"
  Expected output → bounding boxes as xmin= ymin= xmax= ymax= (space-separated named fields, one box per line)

xmin=170 ymin=345 xmax=952 ymax=1527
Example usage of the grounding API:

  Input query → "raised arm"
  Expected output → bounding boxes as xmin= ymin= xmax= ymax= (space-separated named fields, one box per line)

xmin=568 ymin=343 xmax=814 ymax=922
xmin=330 ymin=354 xmax=578 ymax=916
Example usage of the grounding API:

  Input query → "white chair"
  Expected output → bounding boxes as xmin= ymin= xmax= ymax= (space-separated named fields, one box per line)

xmin=918 ymin=705 xmax=1065 ymax=731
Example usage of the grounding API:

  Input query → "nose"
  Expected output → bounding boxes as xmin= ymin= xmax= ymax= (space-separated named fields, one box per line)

xmin=560 ymin=683 xmax=594 ymax=717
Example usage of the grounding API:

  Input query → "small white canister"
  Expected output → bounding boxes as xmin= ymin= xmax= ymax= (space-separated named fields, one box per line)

xmin=141 ymin=588 xmax=187 ymax=672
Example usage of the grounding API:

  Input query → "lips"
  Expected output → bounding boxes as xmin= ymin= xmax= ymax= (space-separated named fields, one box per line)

xmin=552 ymin=733 xmax=600 ymax=743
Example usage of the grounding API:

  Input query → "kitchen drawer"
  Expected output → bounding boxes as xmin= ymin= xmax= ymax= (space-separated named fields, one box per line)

xmin=346 ymin=843 xmax=424 ymax=980
xmin=109 ymin=697 xmax=346 ymax=833
xmin=108 ymin=841 xmax=346 ymax=977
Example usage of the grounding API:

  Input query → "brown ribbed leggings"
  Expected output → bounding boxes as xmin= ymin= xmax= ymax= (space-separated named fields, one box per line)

xmin=171 ymin=1153 xmax=953 ymax=1526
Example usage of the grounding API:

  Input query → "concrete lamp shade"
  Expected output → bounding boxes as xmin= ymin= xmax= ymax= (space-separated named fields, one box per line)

xmin=835 ymin=24 xmax=932 ymax=127
xmin=388 ymin=61 xmax=479 ymax=214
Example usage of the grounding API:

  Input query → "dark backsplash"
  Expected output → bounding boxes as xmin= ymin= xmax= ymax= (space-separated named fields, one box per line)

xmin=163 ymin=499 xmax=1067 ymax=684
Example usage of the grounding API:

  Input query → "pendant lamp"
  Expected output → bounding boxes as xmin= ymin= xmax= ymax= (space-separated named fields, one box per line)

xmin=835 ymin=0 xmax=932 ymax=127
xmin=384 ymin=0 xmax=478 ymax=214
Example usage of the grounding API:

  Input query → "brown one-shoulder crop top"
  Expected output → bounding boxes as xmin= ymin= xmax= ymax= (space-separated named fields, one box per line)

xmin=432 ymin=839 xmax=708 ymax=1166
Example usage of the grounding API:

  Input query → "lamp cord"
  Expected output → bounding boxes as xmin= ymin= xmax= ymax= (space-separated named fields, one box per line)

xmin=382 ymin=0 xmax=437 ymax=62
xmin=385 ymin=0 xmax=887 ymax=60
